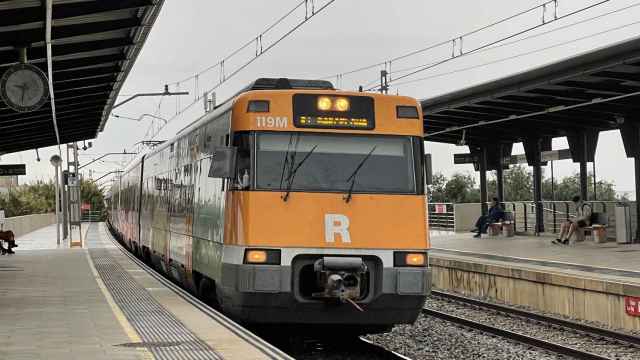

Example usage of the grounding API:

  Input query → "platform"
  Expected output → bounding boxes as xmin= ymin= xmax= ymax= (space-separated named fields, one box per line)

xmin=0 ymin=223 xmax=290 ymax=360
xmin=429 ymin=231 xmax=640 ymax=332
xmin=430 ymin=232 xmax=640 ymax=283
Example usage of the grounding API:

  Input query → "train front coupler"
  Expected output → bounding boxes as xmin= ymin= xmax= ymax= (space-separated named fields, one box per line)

xmin=311 ymin=257 xmax=367 ymax=309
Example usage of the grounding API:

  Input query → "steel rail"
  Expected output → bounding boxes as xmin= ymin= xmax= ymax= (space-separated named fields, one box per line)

xmin=432 ymin=290 xmax=640 ymax=347
xmin=357 ymin=337 xmax=413 ymax=360
xmin=103 ymin=224 xmax=293 ymax=360
xmin=423 ymin=307 xmax=609 ymax=360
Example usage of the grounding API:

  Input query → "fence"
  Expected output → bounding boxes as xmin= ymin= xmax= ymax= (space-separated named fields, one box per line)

xmin=428 ymin=201 xmax=637 ymax=240
xmin=81 ymin=210 xmax=103 ymax=222
xmin=428 ymin=203 xmax=455 ymax=230
xmin=503 ymin=201 xmax=637 ymax=239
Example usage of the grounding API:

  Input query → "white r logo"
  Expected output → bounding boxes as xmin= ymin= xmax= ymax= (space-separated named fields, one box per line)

xmin=325 ymin=214 xmax=351 ymax=243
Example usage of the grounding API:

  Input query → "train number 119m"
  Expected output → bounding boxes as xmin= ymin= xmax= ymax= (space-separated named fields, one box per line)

xmin=256 ymin=116 xmax=288 ymax=128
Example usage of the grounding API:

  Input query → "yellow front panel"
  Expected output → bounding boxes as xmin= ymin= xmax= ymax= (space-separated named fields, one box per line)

xmin=224 ymin=191 xmax=429 ymax=250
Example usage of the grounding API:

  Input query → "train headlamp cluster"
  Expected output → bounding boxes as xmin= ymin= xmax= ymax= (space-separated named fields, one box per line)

xmin=394 ymin=251 xmax=427 ymax=267
xmin=244 ymin=249 xmax=281 ymax=265
xmin=317 ymin=96 xmax=350 ymax=112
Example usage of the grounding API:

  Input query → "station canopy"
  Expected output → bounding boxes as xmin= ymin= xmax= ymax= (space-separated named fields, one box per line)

xmin=0 ymin=0 xmax=164 ymax=154
xmin=421 ymin=35 xmax=640 ymax=146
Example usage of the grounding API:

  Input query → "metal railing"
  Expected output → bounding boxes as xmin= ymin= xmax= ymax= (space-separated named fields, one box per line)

xmin=428 ymin=203 xmax=455 ymax=230
xmin=502 ymin=201 xmax=637 ymax=239
xmin=81 ymin=210 xmax=104 ymax=222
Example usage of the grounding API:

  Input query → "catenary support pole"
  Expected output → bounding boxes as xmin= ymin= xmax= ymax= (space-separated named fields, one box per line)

xmin=54 ymin=165 xmax=60 ymax=245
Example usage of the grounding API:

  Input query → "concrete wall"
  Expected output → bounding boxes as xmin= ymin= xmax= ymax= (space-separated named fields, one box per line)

xmin=1 ymin=213 xmax=56 ymax=238
xmin=431 ymin=255 xmax=640 ymax=332
xmin=454 ymin=203 xmax=481 ymax=232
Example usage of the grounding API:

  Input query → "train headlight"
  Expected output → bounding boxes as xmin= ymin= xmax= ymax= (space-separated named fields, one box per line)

xmin=334 ymin=97 xmax=350 ymax=111
xmin=394 ymin=251 xmax=428 ymax=267
xmin=317 ymin=96 xmax=332 ymax=111
xmin=244 ymin=249 xmax=281 ymax=265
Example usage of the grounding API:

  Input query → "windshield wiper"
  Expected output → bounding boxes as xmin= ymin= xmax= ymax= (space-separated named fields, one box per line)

xmin=279 ymin=133 xmax=297 ymax=192
xmin=343 ymin=145 xmax=376 ymax=203
xmin=281 ymin=144 xmax=318 ymax=202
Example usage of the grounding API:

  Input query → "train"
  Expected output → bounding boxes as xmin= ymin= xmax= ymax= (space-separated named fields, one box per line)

xmin=107 ymin=78 xmax=431 ymax=334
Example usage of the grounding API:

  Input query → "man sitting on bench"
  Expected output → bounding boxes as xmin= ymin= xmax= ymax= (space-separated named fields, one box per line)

xmin=473 ymin=197 xmax=505 ymax=238
xmin=553 ymin=195 xmax=591 ymax=245
xmin=0 ymin=230 xmax=17 ymax=255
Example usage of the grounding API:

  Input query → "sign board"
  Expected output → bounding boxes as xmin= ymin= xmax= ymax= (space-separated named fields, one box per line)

xmin=541 ymin=149 xmax=572 ymax=162
xmin=0 ymin=164 xmax=25 ymax=176
xmin=434 ymin=204 xmax=447 ymax=214
xmin=453 ymin=153 xmax=477 ymax=165
xmin=625 ymin=296 xmax=640 ymax=317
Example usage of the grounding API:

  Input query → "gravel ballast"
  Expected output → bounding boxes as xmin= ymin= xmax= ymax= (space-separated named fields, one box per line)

xmin=366 ymin=313 xmax=561 ymax=360
xmin=420 ymin=296 xmax=640 ymax=360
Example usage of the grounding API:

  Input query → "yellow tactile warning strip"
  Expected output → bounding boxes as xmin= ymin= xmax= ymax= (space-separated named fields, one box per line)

xmin=84 ymin=250 xmax=155 ymax=360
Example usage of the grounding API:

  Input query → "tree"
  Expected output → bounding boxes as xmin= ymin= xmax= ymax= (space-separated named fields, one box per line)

xmin=81 ymin=180 xmax=105 ymax=215
xmin=444 ymin=172 xmax=479 ymax=203
xmin=543 ymin=172 xmax=618 ymax=201
xmin=428 ymin=173 xmax=447 ymax=203
xmin=0 ymin=179 xmax=104 ymax=218
xmin=486 ymin=165 xmax=533 ymax=201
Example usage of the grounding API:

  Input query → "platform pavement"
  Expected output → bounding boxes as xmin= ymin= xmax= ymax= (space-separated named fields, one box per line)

xmin=430 ymin=231 xmax=640 ymax=284
xmin=0 ymin=223 xmax=281 ymax=360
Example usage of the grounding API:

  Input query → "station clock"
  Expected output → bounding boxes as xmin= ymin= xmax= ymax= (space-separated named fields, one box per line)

xmin=0 ymin=63 xmax=49 ymax=113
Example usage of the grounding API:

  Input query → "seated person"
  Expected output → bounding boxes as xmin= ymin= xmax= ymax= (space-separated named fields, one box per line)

xmin=0 ymin=230 xmax=17 ymax=255
xmin=554 ymin=195 xmax=591 ymax=245
xmin=473 ymin=198 xmax=505 ymax=238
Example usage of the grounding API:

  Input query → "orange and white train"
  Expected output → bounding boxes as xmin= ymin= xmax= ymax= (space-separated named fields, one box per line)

xmin=109 ymin=78 xmax=431 ymax=333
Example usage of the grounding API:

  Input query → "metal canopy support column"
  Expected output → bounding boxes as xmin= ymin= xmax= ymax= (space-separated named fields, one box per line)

xmin=568 ymin=131 xmax=599 ymax=202
xmin=533 ymin=151 xmax=544 ymax=234
xmin=620 ymin=119 xmax=640 ymax=243
xmin=580 ymin=132 xmax=589 ymax=201
xmin=524 ymin=137 xmax=545 ymax=234
xmin=479 ymin=146 xmax=488 ymax=216
xmin=496 ymin=144 xmax=505 ymax=203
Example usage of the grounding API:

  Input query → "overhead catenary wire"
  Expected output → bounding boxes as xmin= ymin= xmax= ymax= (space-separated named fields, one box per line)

xmin=350 ymin=2 xmax=639 ymax=93
xmin=144 ymin=0 xmax=338 ymax=141
xmin=311 ymin=0 xmax=611 ymax=92
xmin=392 ymin=17 xmax=640 ymax=91
xmin=366 ymin=0 xmax=612 ymax=91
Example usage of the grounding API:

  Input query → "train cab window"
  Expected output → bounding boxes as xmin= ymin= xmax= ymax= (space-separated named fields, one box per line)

xmin=232 ymin=132 xmax=252 ymax=190
xmin=255 ymin=132 xmax=419 ymax=195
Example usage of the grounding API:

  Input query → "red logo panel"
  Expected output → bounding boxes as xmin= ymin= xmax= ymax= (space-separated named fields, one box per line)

xmin=625 ymin=297 xmax=640 ymax=317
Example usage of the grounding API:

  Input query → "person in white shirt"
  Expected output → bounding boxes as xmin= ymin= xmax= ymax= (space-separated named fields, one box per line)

xmin=553 ymin=195 xmax=591 ymax=245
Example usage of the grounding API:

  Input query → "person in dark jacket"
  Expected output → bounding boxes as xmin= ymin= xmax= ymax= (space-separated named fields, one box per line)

xmin=473 ymin=198 xmax=505 ymax=238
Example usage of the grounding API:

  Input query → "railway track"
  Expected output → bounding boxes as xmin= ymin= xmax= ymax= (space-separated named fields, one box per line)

xmin=426 ymin=290 xmax=640 ymax=360
xmin=106 ymin=224 xmax=410 ymax=360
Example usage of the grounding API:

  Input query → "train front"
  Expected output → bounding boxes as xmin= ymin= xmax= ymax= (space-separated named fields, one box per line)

xmin=222 ymin=84 xmax=430 ymax=332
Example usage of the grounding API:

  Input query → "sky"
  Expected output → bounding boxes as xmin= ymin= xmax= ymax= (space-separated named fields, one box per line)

xmin=2 ymin=0 xmax=640 ymax=199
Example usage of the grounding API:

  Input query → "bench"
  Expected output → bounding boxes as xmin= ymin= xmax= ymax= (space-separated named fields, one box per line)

xmin=488 ymin=211 xmax=515 ymax=237
xmin=575 ymin=212 xmax=608 ymax=243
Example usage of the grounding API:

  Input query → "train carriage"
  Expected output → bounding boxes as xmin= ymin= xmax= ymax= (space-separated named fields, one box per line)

xmin=110 ymin=78 xmax=431 ymax=333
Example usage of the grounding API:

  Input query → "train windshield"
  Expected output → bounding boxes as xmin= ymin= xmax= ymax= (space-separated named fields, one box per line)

xmin=254 ymin=132 xmax=419 ymax=194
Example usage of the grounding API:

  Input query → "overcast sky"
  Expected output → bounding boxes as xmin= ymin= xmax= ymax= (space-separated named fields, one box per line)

xmin=3 ymin=0 xmax=640 ymax=199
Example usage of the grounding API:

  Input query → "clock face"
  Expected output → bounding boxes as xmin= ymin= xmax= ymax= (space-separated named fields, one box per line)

xmin=0 ymin=64 xmax=49 ymax=113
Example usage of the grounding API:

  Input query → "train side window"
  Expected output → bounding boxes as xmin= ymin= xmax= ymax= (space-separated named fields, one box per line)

xmin=232 ymin=132 xmax=251 ymax=190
